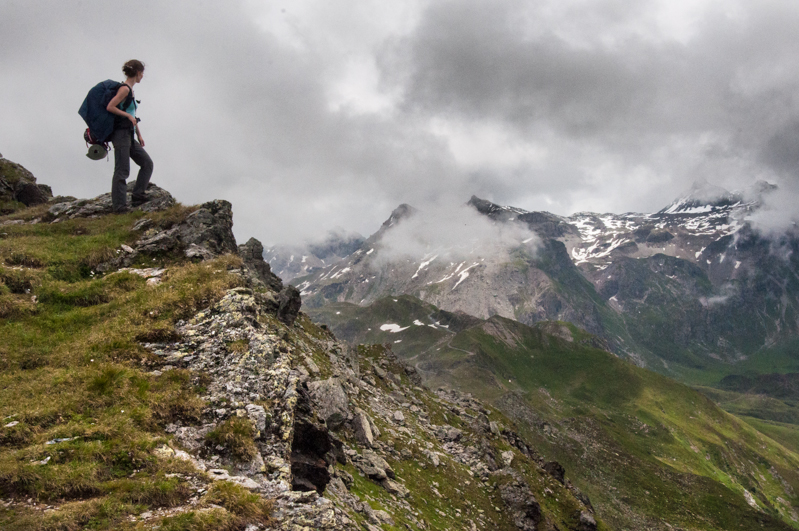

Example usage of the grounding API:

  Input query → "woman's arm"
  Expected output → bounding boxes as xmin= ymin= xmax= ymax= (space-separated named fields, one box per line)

xmin=106 ymin=85 xmax=137 ymax=127
xmin=135 ymin=123 xmax=145 ymax=147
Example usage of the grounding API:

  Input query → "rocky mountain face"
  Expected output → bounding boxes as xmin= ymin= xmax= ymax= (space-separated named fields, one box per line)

xmin=154 ymin=289 xmax=600 ymax=530
xmin=295 ymin=183 xmax=799 ymax=376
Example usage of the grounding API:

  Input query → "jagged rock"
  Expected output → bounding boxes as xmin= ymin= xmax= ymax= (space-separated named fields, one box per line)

xmin=277 ymin=285 xmax=302 ymax=326
xmin=135 ymin=227 xmax=179 ymax=253
xmin=543 ymin=461 xmax=566 ymax=485
xmin=574 ymin=510 xmax=597 ymax=531
xmin=303 ymin=355 xmax=320 ymax=374
xmin=0 ymin=158 xmax=52 ymax=211
xmin=363 ymin=505 xmax=394 ymax=526
xmin=308 ymin=378 xmax=349 ymax=429
xmin=239 ymin=237 xmax=284 ymax=292
xmin=352 ymin=409 xmax=374 ymax=448
xmin=354 ymin=450 xmax=394 ymax=481
xmin=178 ymin=199 xmax=237 ymax=255
xmin=422 ymin=449 xmax=440 ymax=467
xmin=245 ymin=404 xmax=268 ymax=434
xmin=207 ymin=468 xmax=261 ymax=490
xmin=291 ymin=415 xmax=334 ymax=493
xmin=184 ymin=243 xmax=215 ymax=261
xmin=48 ymin=182 xmax=174 ymax=219
xmin=436 ymin=426 xmax=462 ymax=442
xmin=173 ymin=425 xmax=213 ymax=452
xmin=132 ymin=218 xmax=154 ymax=231
xmin=381 ymin=478 xmax=410 ymax=497
xmin=502 ymin=450 xmax=514 ymax=467
xmin=499 ymin=478 xmax=542 ymax=531
xmin=392 ymin=410 xmax=405 ymax=423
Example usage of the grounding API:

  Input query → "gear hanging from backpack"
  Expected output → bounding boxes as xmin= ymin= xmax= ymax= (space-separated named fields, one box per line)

xmin=78 ymin=80 xmax=134 ymax=161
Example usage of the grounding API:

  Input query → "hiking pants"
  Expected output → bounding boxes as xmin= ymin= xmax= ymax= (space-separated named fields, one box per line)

xmin=111 ymin=128 xmax=153 ymax=211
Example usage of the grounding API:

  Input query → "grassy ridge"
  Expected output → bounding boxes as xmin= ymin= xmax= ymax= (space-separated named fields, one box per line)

xmin=0 ymin=206 xmax=275 ymax=530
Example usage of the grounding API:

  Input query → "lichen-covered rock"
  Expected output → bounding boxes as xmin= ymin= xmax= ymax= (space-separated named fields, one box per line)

xmin=351 ymin=409 xmax=374 ymax=448
xmin=354 ymin=450 xmax=394 ymax=481
xmin=178 ymin=199 xmax=237 ymax=255
xmin=307 ymin=378 xmax=349 ymax=430
xmin=136 ymin=283 xmax=597 ymax=530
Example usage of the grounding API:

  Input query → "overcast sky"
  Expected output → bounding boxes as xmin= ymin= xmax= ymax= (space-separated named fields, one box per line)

xmin=2 ymin=0 xmax=798 ymax=246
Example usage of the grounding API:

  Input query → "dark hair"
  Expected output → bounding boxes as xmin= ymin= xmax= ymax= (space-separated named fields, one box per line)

xmin=122 ymin=59 xmax=145 ymax=78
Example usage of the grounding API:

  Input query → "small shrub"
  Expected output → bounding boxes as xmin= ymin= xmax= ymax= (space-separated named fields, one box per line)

xmin=151 ymin=390 xmax=204 ymax=427
xmin=88 ymin=367 xmax=127 ymax=396
xmin=206 ymin=417 xmax=257 ymax=461
xmin=135 ymin=326 xmax=181 ymax=343
xmin=0 ymin=422 xmax=34 ymax=447
xmin=80 ymin=247 xmax=117 ymax=271
xmin=154 ymin=508 xmax=240 ymax=531
xmin=202 ymin=480 xmax=274 ymax=523
xmin=38 ymin=281 xmax=110 ymax=307
xmin=0 ymin=267 xmax=38 ymax=294
xmin=111 ymin=475 xmax=191 ymax=507
xmin=4 ymin=252 xmax=44 ymax=268
xmin=0 ymin=293 xmax=36 ymax=319
xmin=226 ymin=340 xmax=249 ymax=353
xmin=19 ymin=353 xmax=47 ymax=371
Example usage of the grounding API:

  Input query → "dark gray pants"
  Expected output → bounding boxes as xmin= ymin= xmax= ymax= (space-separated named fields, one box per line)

xmin=111 ymin=128 xmax=153 ymax=211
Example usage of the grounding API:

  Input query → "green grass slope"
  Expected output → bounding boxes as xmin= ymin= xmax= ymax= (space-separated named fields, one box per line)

xmin=309 ymin=295 xmax=799 ymax=530
xmin=0 ymin=204 xmax=275 ymax=530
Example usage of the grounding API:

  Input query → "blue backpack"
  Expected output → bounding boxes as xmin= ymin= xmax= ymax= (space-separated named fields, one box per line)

xmin=78 ymin=80 xmax=133 ymax=147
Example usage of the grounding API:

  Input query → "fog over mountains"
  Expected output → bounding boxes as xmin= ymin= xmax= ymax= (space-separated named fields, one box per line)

xmin=274 ymin=180 xmax=798 ymax=378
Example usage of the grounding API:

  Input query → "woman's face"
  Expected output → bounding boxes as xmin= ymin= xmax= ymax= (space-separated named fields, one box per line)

xmin=136 ymin=71 xmax=144 ymax=83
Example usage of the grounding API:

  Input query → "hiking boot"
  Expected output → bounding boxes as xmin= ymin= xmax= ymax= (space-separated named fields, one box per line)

xmin=131 ymin=194 xmax=149 ymax=207
xmin=112 ymin=207 xmax=131 ymax=214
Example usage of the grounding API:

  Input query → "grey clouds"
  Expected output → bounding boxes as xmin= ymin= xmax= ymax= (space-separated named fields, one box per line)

xmin=1 ymin=0 xmax=797 ymax=246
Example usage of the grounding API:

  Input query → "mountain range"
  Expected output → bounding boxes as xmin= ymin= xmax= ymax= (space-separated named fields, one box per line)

xmin=287 ymin=180 xmax=799 ymax=384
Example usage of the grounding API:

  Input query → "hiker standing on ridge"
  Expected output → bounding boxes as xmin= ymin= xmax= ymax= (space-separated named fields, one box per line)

xmin=106 ymin=59 xmax=153 ymax=213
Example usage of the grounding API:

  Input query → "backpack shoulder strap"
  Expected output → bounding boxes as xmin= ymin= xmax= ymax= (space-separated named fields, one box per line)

xmin=117 ymin=83 xmax=134 ymax=108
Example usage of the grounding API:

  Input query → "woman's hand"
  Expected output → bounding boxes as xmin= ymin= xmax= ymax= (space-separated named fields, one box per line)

xmin=128 ymin=113 xmax=137 ymax=127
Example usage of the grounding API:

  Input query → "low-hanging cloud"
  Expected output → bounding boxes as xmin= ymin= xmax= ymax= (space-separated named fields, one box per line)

xmin=374 ymin=202 xmax=541 ymax=265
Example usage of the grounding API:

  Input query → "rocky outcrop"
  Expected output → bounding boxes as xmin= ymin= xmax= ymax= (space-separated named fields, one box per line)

xmin=499 ymin=475 xmax=543 ymax=531
xmin=178 ymin=200 xmax=237 ymax=255
xmin=0 ymin=158 xmax=52 ymax=212
xmin=277 ymin=285 xmax=302 ymax=326
xmin=136 ymin=281 xmax=597 ymax=530
xmin=48 ymin=182 xmax=174 ymax=219
xmin=239 ymin=237 xmax=284 ymax=292
xmin=307 ymin=378 xmax=349 ymax=429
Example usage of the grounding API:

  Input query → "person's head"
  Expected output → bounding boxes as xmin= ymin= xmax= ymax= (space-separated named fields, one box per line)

xmin=122 ymin=60 xmax=145 ymax=82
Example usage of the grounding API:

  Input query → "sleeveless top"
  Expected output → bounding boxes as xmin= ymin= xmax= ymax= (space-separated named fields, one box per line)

xmin=114 ymin=84 xmax=137 ymax=131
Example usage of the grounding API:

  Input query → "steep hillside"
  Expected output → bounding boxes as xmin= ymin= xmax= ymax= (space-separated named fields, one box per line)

xmin=310 ymin=295 xmax=799 ymax=530
xmin=0 ymin=158 xmax=603 ymax=530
